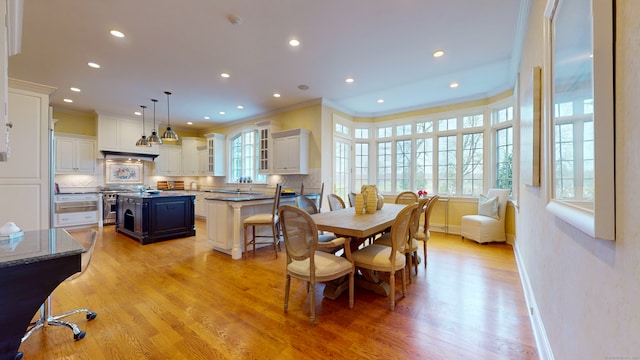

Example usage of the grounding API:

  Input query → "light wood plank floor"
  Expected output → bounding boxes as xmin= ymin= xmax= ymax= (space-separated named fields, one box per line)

xmin=19 ymin=219 xmax=538 ymax=359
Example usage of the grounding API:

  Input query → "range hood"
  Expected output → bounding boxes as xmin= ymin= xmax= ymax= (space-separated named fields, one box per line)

xmin=100 ymin=150 xmax=158 ymax=162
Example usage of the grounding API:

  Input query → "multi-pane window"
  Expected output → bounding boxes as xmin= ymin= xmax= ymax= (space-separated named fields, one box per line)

xmin=355 ymin=128 xmax=369 ymax=139
xmin=377 ymin=141 xmax=392 ymax=192
xmin=554 ymin=122 xmax=575 ymax=198
xmin=494 ymin=106 xmax=513 ymax=124
xmin=438 ymin=135 xmax=457 ymax=195
xmin=462 ymin=114 xmax=483 ymax=128
xmin=335 ymin=123 xmax=350 ymax=135
xmin=230 ymin=130 xmax=265 ymax=183
xmin=354 ymin=143 xmax=369 ymax=190
xmin=438 ymin=117 xmax=457 ymax=131
xmin=496 ymin=127 xmax=513 ymax=191
xmin=462 ymin=132 xmax=483 ymax=195
xmin=396 ymin=124 xmax=411 ymax=136
xmin=378 ymin=126 xmax=392 ymax=138
xmin=395 ymin=140 xmax=412 ymax=192
xmin=415 ymin=138 xmax=434 ymax=193
xmin=583 ymin=121 xmax=594 ymax=200
xmin=334 ymin=140 xmax=350 ymax=200
xmin=416 ymin=121 xmax=433 ymax=134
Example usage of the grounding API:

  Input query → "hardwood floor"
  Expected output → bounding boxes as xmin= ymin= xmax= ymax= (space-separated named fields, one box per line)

xmin=19 ymin=219 xmax=538 ymax=359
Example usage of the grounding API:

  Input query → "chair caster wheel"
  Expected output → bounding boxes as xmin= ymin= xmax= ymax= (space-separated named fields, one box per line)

xmin=15 ymin=351 xmax=24 ymax=360
xmin=74 ymin=330 xmax=86 ymax=341
xmin=87 ymin=312 xmax=97 ymax=320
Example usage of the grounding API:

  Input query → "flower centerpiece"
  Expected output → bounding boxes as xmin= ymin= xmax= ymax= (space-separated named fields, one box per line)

xmin=417 ymin=190 xmax=428 ymax=199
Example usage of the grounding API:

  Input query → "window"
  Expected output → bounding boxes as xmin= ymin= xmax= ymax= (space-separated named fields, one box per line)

xmin=395 ymin=140 xmax=412 ymax=192
xmin=496 ymin=126 xmax=513 ymax=191
xmin=461 ymin=132 xmax=483 ymax=195
xmin=354 ymin=142 xmax=369 ymax=190
xmin=378 ymin=126 xmax=392 ymax=138
xmin=355 ymin=128 xmax=369 ymax=139
xmin=377 ymin=141 xmax=392 ymax=192
xmin=438 ymin=117 xmax=457 ymax=131
xmin=462 ymin=114 xmax=483 ymax=128
xmin=415 ymin=137 xmax=434 ymax=193
xmin=438 ymin=135 xmax=456 ymax=195
xmin=229 ymin=130 xmax=266 ymax=183
xmin=416 ymin=121 xmax=433 ymax=134
xmin=335 ymin=123 xmax=350 ymax=135
xmin=396 ymin=124 xmax=411 ymax=136
xmin=334 ymin=140 xmax=350 ymax=200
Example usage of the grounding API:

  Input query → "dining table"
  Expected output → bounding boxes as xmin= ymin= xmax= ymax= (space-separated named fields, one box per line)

xmin=310 ymin=203 xmax=407 ymax=299
xmin=0 ymin=228 xmax=85 ymax=360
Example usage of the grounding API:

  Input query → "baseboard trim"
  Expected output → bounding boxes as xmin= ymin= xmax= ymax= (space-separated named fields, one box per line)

xmin=513 ymin=242 xmax=554 ymax=360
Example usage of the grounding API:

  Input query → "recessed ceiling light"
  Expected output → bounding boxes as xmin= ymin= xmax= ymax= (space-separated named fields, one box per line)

xmin=63 ymin=98 xmax=73 ymax=103
xmin=110 ymin=30 xmax=125 ymax=38
xmin=345 ymin=77 xmax=355 ymax=83
xmin=237 ymin=105 xmax=244 ymax=110
xmin=70 ymin=87 xmax=81 ymax=92
xmin=450 ymin=82 xmax=459 ymax=88
xmin=298 ymin=84 xmax=309 ymax=90
xmin=433 ymin=50 xmax=445 ymax=58
xmin=377 ymin=99 xmax=384 ymax=104
xmin=134 ymin=111 xmax=141 ymax=116
xmin=219 ymin=111 xmax=226 ymax=115
xmin=187 ymin=122 xmax=193 ymax=125
xmin=273 ymin=93 xmax=281 ymax=98
xmin=88 ymin=62 xmax=100 ymax=69
xmin=289 ymin=39 xmax=300 ymax=47
xmin=204 ymin=116 xmax=210 ymax=120
xmin=220 ymin=72 xmax=230 ymax=78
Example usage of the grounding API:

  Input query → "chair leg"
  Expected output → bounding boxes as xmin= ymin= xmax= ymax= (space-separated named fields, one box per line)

xmin=243 ymin=224 xmax=250 ymax=259
xmin=272 ymin=222 xmax=279 ymax=259
xmin=348 ymin=272 xmax=354 ymax=309
xmin=406 ymin=253 xmax=412 ymax=284
xmin=22 ymin=297 xmax=97 ymax=343
xmin=284 ymin=275 xmax=291 ymax=312
xmin=389 ymin=270 xmax=395 ymax=311
xmin=423 ymin=241 xmax=428 ymax=268
xmin=310 ymin=280 xmax=316 ymax=326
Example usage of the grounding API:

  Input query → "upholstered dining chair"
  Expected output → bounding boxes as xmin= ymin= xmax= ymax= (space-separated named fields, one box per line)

xmin=23 ymin=229 xmax=99 ymax=342
xmin=413 ymin=195 xmax=439 ymax=268
xmin=352 ymin=203 xmax=417 ymax=311
xmin=278 ymin=204 xmax=355 ymax=326
xmin=327 ymin=194 xmax=346 ymax=211
xmin=243 ymin=183 xmax=282 ymax=259
xmin=375 ymin=198 xmax=425 ymax=283
xmin=295 ymin=195 xmax=342 ymax=253
xmin=461 ymin=188 xmax=510 ymax=244
xmin=395 ymin=191 xmax=418 ymax=204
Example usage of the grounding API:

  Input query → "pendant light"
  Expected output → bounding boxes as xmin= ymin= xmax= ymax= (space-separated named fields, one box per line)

xmin=147 ymin=99 xmax=162 ymax=145
xmin=161 ymin=91 xmax=179 ymax=142
xmin=136 ymin=105 xmax=151 ymax=147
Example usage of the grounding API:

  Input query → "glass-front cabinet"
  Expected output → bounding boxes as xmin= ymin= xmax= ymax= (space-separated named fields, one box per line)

xmin=204 ymin=133 xmax=225 ymax=176
xmin=256 ymin=120 xmax=278 ymax=174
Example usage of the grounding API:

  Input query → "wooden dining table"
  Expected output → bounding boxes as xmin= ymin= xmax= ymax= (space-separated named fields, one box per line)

xmin=310 ymin=203 xmax=407 ymax=298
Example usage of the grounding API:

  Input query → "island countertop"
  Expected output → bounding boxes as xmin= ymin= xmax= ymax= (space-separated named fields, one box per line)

xmin=117 ymin=191 xmax=196 ymax=199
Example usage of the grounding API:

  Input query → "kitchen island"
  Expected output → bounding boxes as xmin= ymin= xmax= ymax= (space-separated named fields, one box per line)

xmin=205 ymin=191 xmax=295 ymax=259
xmin=116 ymin=192 xmax=195 ymax=245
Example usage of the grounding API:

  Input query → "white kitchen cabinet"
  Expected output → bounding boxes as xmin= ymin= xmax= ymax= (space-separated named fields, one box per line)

xmin=55 ymin=134 xmax=96 ymax=174
xmin=256 ymin=120 xmax=279 ymax=174
xmin=181 ymin=137 xmax=203 ymax=176
xmin=155 ymin=145 xmax=182 ymax=176
xmin=204 ymin=133 xmax=225 ymax=176
xmin=272 ymin=128 xmax=309 ymax=174
xmin=194 ymin=192 xmax=206 ymax=217
xmin=97 ymin=114 xmax=159 ymax=155
xmin=198 ymin=147 xmax=208 ymax=175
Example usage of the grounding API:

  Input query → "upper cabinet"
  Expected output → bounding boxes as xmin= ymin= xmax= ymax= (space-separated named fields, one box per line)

xmin=181 ymin=137 xmax=204 ymax=176
xmin=155 ymin=145 xmax=182 ymax=176
xmin=97 ymin=114 xmax=159 ymax=155
xmin=55 ymin=134 xmax=96 ymax=174
xmin=257 ymin=120 xmax=279 ymax=174
xmin=272 ymin=128 xmax=309 ymax=175
xmin=204 ymin=133 xmax=225 ymax=176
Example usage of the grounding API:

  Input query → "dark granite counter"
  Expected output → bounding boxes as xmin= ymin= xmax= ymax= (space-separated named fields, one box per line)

xmin=0 ymin=228 xmax=84 ymax=268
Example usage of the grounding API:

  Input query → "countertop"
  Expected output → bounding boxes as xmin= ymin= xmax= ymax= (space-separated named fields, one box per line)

xmin=117 ymin=192 xmax=196 ymax=199
xmin=0 ymin=228 xmax=85 ymax=268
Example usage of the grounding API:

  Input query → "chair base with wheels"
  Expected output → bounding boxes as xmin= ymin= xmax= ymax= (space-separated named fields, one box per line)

xmin=22 ymin=229 xmax=99 ymax=343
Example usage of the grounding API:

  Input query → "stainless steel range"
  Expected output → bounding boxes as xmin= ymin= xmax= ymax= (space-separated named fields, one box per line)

xmin=100 ymin=188 xmax=138 ymax=225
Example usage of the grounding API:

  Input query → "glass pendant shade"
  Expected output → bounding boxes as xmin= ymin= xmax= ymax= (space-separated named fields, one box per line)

xmin=147 ymin=98 xmax=163 ymax=145
xmin=161 ymin=91 xmax=179 ymax=141
xmin=136 ymin=105 xmax=151 ymax=147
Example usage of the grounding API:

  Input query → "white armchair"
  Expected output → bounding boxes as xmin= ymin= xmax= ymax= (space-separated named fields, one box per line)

xmin=461 ymin=189 xmax=510 ymax=244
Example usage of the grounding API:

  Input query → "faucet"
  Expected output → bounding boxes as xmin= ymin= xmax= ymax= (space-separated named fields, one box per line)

xmin=237 ymin=178 xmax=241 ymax=192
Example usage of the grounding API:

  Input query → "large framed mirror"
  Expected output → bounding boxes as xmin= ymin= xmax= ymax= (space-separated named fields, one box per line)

xmin=544 ymin=0 xmax=615 ymax=240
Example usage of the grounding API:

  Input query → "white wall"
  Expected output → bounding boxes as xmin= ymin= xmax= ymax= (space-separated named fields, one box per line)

xmin=516 ymin=0 xmax=640 ymax=358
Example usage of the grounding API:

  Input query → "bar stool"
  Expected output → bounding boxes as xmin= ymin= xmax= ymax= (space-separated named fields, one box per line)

xmin=243 ymin=183 xmax=282 ymax=259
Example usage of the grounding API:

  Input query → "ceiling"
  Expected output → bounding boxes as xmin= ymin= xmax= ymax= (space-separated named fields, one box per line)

xmin=8 ymin=0 xmax=528 ymax=131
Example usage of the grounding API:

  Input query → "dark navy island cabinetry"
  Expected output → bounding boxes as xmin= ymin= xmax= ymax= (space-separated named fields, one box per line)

xmin=116 ymin=192 xmax=195 ymax=245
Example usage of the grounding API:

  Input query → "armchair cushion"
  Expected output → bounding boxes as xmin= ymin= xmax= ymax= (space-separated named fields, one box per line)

xmin=288 ymin=251 xmax=354 ymax=278
xmin=477 ymin=195 xmax=499 ymax=219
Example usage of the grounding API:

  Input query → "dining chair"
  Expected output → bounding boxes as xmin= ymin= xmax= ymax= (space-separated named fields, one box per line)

xmin=243 ymin=183 xmax=282 ymax=259
xmin=316 ymin=182 xmax=325 ymax=212
xmin=375 ymin=198 xmax=425 ymax=283
xmin=327 ymin=193 xmax=346 ymax=211
xmin=278 ymin=204 xmax=355 ymax=326
xmin=22 ymin=229 xmax=99 ymax=342
xmin=395 ymin=191 xmax=418 ymax=204
xmin=352 ymin=203 xmax=417 ymax=311
xmin=461 ymin=189 xmax=509 ymax=243
xmin=347 ymin=193 xmax=356 ymax=208
xmin=414 ymin=195 xmax=439 ymax=268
